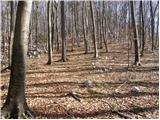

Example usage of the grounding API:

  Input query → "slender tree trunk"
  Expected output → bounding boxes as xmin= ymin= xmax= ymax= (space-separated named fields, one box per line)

xmin=71 ymin=2 xmax=74 ymax=51
xmin=86 ymin=2 xmax=90 ymax=51
xmin=29 ymin=12 xmax=32 ymax=52
xmin=82 ymin=1 xmax=89 ymax=54
xmin=150 ymin=1 xmax=154 ymax=51
xmin=55 ymin=7 xmax=59 ymax=52
xmin=8 ymin=1 xmax=15 ymax=67
xmin=128 ymin=2 xmax=131 ymax=67
xmin=47 ymin=1 xmax=52 ymax=64
xmin=35 ymin=2 xmax=38 ymax=51
xmin=138 ymin=2 xmax=142 ymax=50
xmin=99 ymin=13 xmax=103 ymax=49
xmin=1 ymin=5 xmax=5 ymax=53
xmin=102 ymin=1 xmax=108 ymax=52
xmin=74 ymin=2 xmax=80 ymax=47
xmin=71 ymin=7 xmax=73 ymax=51
xmin=51 ymin=1 xmax=55 ymax=51
xmin=6 ymin=2 xmax=10 ymax=53
xmin=1 ymin=1 xmax=33 ymax=119
xmin=99 ymin=8 xmax=103 ymax=49
xmin=61 ymin=1 xmax=67 ymax=62
xmin=130 ymin=1 xmax=141 ymax=66
xmin=155 ymin=15 xmax=159 ymax=47
xmin=90 ymin=1 xmax=98 ymax=58
xmin=140 ymin=1 xmax=145 ymax=57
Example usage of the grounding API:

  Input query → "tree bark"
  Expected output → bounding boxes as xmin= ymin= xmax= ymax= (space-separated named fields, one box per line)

xmin=99 ymin=3 xmax=103 ymax=49
xmin=90 ymin=1 xmax=98 ymax=58
xmin=47 ymin=1 xmax=53 ymax=64
xmin=51 ymin=1 xmax=55 ymax=51
xmin=8 ymin=1 xmax=15 ymax=67
xmin=74 ymin=2 xmax=80 ymax=47
xmin=29 ymin=9 xmax=33 ymax=52
xmin=82 ymin=1 xmax=89 ymax=54
xmin=71 ymin=2 xmax=75 ymax=51
xmin=130 ymin=1 xmax=141 ymax=66
xmin=150 ymin=1 xmax=154 ymax=51
xmin=138 ymin=2 xmax=142 ymax=50
xmin=140 ymin=1 xmax=145 ymax=57
xmin=1 ymin=1 xmax=33 ymax=119
xmin=102 ymin=1 xmax=108 ymax=52
xmin=35 ymin=2 xmax=38 ymax=51
xmin=61 ymin=1 xmax=67 ymax=62
xmin=155 ymin=14 xmax=159 ymax=47
xmin=55 ymin=6 xmax=59 ymax=52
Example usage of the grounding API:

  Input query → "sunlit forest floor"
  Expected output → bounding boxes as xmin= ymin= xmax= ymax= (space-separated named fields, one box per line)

xmin=1 ymin=41 xmax=159 ymax=119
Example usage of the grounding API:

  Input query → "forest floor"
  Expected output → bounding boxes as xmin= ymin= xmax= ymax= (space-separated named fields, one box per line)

xmin=1 ymin=41 xmax=159 ymax=119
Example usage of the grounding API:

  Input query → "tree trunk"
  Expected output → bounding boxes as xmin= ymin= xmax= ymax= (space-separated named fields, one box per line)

xmin=47 ymin=1 xmax=53 ymax=65
xmin=130 ymin=1 xmax=141 ymax=66
xmin=61 ymin=1 xmax=67 ymax=62
xmin=55 ymin=6 xmax=59 ymax=52
xmin=35 ymin=2 xmax=38 ymax=51
xmin=150 ymin=1 xmax=154 ymax=51
xmin=138 ymin=2 xmax=142 ymax=50
xmin=51 ymin=1 xmax=55 ymax=51
xmin=29 ymin=11 xmax=32 ymax=52
xmin=155 ymin=14 xmax=159 ymax=47
xmin=71 ymin=2 xmax=74 ymax=51
xmin=90 ymin=1 xmax=98 ymax=58
xmin=1 ymin=5 xmax=5 ymax=53
xmin=8 ymin=1 xmax=15 ymax=67
xmin=74 ymin=2 xmax=80 ymax=47
xmin=1 ymin=1 xmax=33 ymax=119
xmin=82 ymin=1 xmax=89 ymax=54
xmin=140 ymin=1 xmax=145 ymax=57
xmin=102 ymin=1 xmax=108 ymax=52
xmin=99 ymin=3 xmax=103 ymax=49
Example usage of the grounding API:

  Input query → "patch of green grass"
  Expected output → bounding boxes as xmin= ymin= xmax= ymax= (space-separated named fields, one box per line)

xmin=87 ymin=89 xmax=105 ymax=96
xmin=96 ymin=82 xmax=120 ymax=89
xmin=96 ymin=83 xmax=111 ymax=88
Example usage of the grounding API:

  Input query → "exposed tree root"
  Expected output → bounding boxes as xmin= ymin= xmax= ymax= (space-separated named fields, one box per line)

xmin=135 ymin=62 xmax=142 ymax=66
xmin=46 ymin=62 xmax=52 ymax=65
xmin=1 ymin=103 xmax=35 ymax=119
xmin=57 ymin=58 xmax=69 ymax=62
xmin=131 ymin=62 xmax=142 ymax=68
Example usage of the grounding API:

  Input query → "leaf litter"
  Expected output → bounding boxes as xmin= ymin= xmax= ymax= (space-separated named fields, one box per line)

xmin=1 ymin=42 xmax=159 ymax=118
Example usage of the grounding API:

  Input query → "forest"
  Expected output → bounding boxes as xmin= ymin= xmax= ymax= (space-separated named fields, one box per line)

xmin=0 ymin=0 xmax=159 ymax=119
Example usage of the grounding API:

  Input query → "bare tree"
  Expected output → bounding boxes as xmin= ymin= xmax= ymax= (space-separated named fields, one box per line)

xmin=150 ymin=1 xmax=154 ymax=51
xmin=102 ymin=1 xmax=108 ymax=52
xmin=8 ymin=1 xmax=15 ymax=67
xmin=61 ymin=1 xmax=67 ymax=62
xmin=82 ymin=1 xmax=89 ymax=54
xmin=74 ymin=2 xmax=80 ymax=47
xmin=90 ymin=1 xmax=98 ymax=58
xmin=150 ymin=1 xmax=159 ymax=51
xmin=1 ymin=1 xmax=33 ymax=118
xmin=130 ymin=1 xmax=141 ymax=66
xmin=47 ymin=1 xmax=52 ymax=64
xmin=71 ymin=2 xmax=75 ymax=51
xmin=140 ymin=1 xmax=145 ymax=56
xmin=35 ymin=2 xmax=38 ymax=51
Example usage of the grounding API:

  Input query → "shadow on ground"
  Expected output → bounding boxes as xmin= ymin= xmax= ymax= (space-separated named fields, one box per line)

xmin=34 ymin=105 xmax=158 ymax=118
